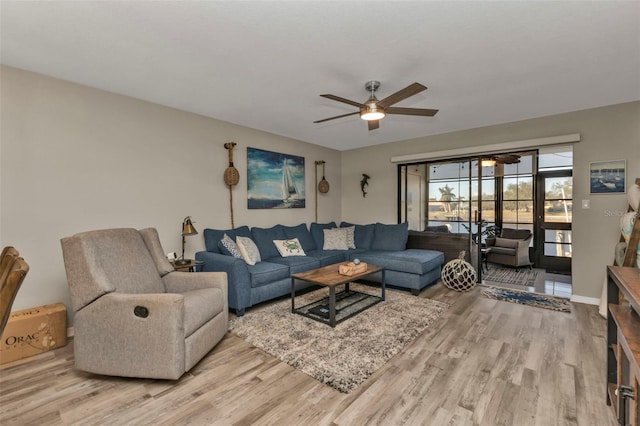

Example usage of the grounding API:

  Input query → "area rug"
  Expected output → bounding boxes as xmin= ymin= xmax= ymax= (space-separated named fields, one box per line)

xmin=482 ymin=265 xmax=541 ymax=287
xmin=480 ymin=285 xmax=571 ymax=313
xmin=229 ymin=283 xmax=449 ymax=393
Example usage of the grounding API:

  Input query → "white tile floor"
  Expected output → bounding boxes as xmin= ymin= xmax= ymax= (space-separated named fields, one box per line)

xmin=483 ymin=268 xmax=572 ymax=298
xmin=542 ymin=272 xmax=572 ymax=298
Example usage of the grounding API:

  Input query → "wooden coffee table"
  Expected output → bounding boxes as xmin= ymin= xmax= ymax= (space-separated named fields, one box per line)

xmin=291 ymin=262 xmax=385 ymax=327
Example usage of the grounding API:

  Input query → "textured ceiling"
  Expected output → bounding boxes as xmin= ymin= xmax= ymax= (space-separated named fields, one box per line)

xmin=2 ymin=1 xmax=639 ymax=151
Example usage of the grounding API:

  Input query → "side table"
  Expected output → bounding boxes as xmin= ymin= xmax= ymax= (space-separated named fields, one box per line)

xmin=171 ymin=259 xmax=204 ymax=272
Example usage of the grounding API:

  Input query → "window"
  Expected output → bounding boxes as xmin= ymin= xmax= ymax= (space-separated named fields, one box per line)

xmin=501 ymin=153 xmax=535 ymax=238
xmin=400 ymin=150 xmax=535 ymax=242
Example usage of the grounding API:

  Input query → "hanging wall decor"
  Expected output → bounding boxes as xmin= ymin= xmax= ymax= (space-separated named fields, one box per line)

xmin=360 ymin=173 xmax=370 ymax=197
xmin=247 ymin=148 xmax=305 ymax=209
xmin=317 ymin=161 xmax=329 ymax=194
xmin=314 ymin=160 xmax=329 ymax=222
xmin=224 ymin=142 xmax=239 ymax=228
xmin=589 ymin=159 xmax=626 ymax=194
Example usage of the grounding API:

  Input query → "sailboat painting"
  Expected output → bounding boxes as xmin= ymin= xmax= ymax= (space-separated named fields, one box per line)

xmin=589 ymin=160 xmax=625 ymax=194
xmin=247 ymin=148 xmax=305 ymax=209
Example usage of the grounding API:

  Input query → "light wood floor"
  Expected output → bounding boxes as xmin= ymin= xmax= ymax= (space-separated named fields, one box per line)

xmin=0 ymin=284 xmax=617 ymax=426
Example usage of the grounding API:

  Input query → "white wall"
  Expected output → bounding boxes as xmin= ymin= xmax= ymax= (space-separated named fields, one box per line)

xmin=0 ymin=66 xmax=341 ymax=320
xmin=341 ymin=101 xmax=640 ymax=301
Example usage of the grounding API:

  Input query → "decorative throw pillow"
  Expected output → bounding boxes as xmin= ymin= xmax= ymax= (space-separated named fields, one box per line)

xmin=343 ymin=226 xmax=356 ymax=249
xmin=494 ymin=237 xmax=519 ymax=249
xmin=236 ymin=236 xmax=261 ymax=265
xmin=219 ymin=233 xmax=243 ymax=258
xmin=273 ymin=238 xmax=307 ymax=257
xmin=323 ymin=228 xmax=349 ymax=250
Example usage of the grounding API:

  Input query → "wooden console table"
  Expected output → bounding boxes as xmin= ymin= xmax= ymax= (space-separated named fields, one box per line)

xmin=607 ymin=265 xmax=640 ymax=425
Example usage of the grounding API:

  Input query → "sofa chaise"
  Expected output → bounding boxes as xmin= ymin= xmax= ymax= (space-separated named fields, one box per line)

xmin=196 ymin=222 xmax=444 ymax=316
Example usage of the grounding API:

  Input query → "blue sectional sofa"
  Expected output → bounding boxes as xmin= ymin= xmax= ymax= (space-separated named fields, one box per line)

xmin=196 ymin=222 xmax=444 ymax=316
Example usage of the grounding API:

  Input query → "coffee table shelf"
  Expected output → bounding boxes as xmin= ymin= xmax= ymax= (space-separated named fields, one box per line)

xmin=291 ymin=262 xmax=385 ymax=327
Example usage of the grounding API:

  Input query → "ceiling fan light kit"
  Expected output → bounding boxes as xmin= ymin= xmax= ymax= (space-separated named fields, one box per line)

xmin=360 ymin=81 xmax=385 ymax=121
xmin=360 ymin=105 xmax=385 ymax=121
xmin=481 ymin=154 xmax=521 ymax=168
xmin=315 ymin=80 xmax=438 ymax=131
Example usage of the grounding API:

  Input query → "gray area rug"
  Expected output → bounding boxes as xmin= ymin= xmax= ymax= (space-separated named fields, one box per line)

xmin=482 ymin=264 xmax=541 ymax=286
xmin=229 ymin=283 xmax=449 ymax=393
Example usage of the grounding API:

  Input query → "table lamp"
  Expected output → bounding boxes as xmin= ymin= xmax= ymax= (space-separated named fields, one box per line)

xmin=176 ymin=216 xmax=198 ymax=265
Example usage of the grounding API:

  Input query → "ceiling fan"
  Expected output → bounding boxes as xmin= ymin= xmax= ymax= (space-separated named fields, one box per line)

xmin=314 ymin=81 xmax=439 ymax=131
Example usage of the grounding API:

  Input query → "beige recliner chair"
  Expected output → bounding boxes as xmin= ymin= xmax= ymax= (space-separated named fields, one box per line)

xmin=61 ymin=228 xmax=228 ymax=380
xmin=485 ymin=228 xmax=533 ymax=270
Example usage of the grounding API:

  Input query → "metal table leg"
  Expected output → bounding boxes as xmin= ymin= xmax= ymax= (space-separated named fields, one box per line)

xmin=329 ymin=286 xmax=336 ymax=327
xmin=291 ymin=277 xmax=296 ymax=313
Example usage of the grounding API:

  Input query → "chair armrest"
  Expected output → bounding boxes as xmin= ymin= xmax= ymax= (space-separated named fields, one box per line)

xmin=195 ymin=251 xmax=251 ymax=312
xmin=163 ymin=271 xmax=227 ymax=295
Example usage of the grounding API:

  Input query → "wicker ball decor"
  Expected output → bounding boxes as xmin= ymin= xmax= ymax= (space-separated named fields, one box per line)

xmin=224 ymin=167 xmax=240 ymax=186
xmin=441 ymin=250 xmax=477 ymax=291
xmin=318 ymin=177 xmax=329 ymax=193
xmin=223 ymin=142 xmax=240 ymax=186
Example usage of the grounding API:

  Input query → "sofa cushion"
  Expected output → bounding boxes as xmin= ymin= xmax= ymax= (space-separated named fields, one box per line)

xmin=306 ymin=249 xmax=350 ymax=266
xmin=353 ymin=249 xmax=444 ymax=275
xmin=236 ymin=236 xmax=261 ymax=266
xmin=495 ymin=237 xmax=519 ymax=249
xmin=251 ymin=225 xmax=286 ymax=260
xmin=282 ymin=223 xmax=316 ymax=251
xmin=343 ymin=226 xmax=356 ymax=249
xmin=310 ymin=222 xmax=337 ymax=250
xmin=341 ymin=222 xmax=375 ymax=249
xmin=490 ymin=246 xmax=517 ymax=256
xmin=501 ymin=228 xmax=532 ymax=240
xmin=371 ymin=222 xmax=409 ymax=251
xmin=323 ymin=228 xmax=349 ymax=250
xmin=218 ymin=234 xmax=243 ymax=258
xmin=247 ymin=261 xmax=290 ymax=287
xmin=204 ymin=226 xmax=252 ymax=253
xmin=268 ymin=255 xmax=321 ymax=274
xmin=273 ymin=238 xmax=306 ymax=257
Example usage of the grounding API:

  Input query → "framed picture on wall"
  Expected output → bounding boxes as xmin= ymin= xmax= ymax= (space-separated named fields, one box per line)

xmin=589 ymin=159 xmax=626 ymax=194
xmin=247 ymin=147 xmax=305 ymax=209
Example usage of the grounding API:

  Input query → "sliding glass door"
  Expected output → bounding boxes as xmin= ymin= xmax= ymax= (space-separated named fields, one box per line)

xmin=398 ymin=147 xmax=572 ymax=274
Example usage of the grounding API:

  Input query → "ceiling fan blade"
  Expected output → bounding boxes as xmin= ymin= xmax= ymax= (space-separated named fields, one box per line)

xmin=385 ymin=107 xmax=439 ymax=116
xmin=377 ymin=82 xmax=427 ymax=108
xmin=313 ymin=111 xmax=359 ymax=123
xmin=498 ymin=155 xmax=521 ymax=164
xmin=320 ymin=94 xmax=366 ymax=108
xmin=368 ymin=120 xmax=380 ymax=131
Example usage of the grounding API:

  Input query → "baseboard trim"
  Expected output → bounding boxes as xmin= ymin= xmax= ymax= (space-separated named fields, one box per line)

xmin=570 ymin=295 xmax=600 ymax=306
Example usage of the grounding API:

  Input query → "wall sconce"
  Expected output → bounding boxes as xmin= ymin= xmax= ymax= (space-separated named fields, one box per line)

xmin=176 ymin=216 xmax=198 ymax=265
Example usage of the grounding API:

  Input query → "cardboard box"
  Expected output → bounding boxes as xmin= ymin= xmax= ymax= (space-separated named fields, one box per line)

xmin=0 ymin=303 xmax=67 ymax=365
